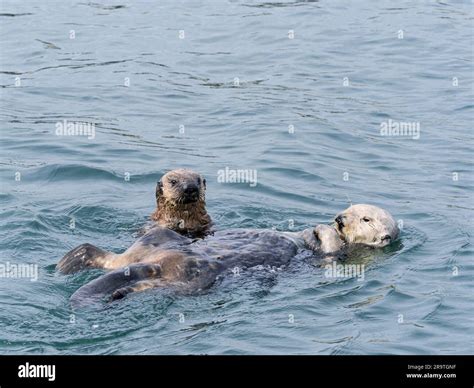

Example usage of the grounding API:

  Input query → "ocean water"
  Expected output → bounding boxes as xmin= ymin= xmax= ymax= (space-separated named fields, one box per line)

xmin=0 ymin=0 xmax=472 ymax=354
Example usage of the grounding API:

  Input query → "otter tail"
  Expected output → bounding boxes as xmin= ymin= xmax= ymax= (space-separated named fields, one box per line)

xmin=57 ymin=243 xmax=109 ymax=274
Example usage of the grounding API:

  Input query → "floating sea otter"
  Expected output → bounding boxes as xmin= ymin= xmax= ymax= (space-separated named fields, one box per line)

xmin=57 ymin=170 xmax=399 ymax=306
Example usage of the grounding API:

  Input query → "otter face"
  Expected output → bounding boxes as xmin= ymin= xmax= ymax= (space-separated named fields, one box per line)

xmin=334 ymin=204 xmax=399 ymax=247
xmin=157 ymin=169 xmax=206 ymax=205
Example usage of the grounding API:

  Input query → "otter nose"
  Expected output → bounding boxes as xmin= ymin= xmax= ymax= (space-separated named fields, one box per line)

xmin=335 ymin=215 xmax=344 ymax=228
xmin=184 ymin=185 xmax=198 ymax=195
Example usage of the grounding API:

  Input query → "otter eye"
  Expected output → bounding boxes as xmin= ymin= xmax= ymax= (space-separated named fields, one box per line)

xmin=197 ymin=177 xmax=201 ymax=185
xmin=169 ymin=179 xmax=177 ymax=185
xmin=362 ymin=217 xmax=371 ymax=223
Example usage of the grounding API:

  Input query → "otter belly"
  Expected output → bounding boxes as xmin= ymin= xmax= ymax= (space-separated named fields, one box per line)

xmin=68 ymin=228 xmax=301 ymax=306
xmin=189 ymin=229 xmax=299 ymax=270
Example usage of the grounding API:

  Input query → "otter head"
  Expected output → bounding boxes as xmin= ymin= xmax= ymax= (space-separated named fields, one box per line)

xmin=156 ymin=169 xmax=206 ymax=206
xmin=334 ymin=204 xmax=399 ymax=248
xmin=152 ymin=169 xmax=211 ymax=237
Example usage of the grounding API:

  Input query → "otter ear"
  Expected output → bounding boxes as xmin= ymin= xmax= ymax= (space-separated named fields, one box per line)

xmin=156 ymin=180 xmax=163 ymax=200
xmin=202 ymin=178 xmax=206 ymax=189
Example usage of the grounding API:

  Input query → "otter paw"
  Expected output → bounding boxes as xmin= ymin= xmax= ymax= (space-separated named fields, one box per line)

xmin=314 ymin=225 xmax=344 ymax=254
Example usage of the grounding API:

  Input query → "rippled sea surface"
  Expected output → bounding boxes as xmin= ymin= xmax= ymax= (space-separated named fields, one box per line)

xmin=0 ymin=0 xmax=472 ymax=354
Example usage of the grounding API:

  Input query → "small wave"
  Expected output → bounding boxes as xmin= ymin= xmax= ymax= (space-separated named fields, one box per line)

xmin=30 ymin=164 xmax=118 ymax=183
xmin=0 ymin=13 xmax=33 ymax=17
xmin=78 ymin=3 xmax=127 ymax=11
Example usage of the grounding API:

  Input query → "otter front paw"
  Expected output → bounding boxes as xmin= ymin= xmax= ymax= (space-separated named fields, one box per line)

xmin=314 ymin=225 xmax=344 ymax=254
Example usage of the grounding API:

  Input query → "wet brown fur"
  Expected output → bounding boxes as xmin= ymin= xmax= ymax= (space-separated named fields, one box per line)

xmin=150 ymin=169 xmax=212 ymax=237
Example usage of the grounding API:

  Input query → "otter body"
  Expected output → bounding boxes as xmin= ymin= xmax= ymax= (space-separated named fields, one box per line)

xmin=60 ymin=225 xmax=340 ymax=306
xmin=57 ymin=169 xmax=399 ymax=307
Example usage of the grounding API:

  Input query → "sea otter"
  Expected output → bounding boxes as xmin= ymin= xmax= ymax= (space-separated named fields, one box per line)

xmin=58 ymin=198 xmax=398 ymax=306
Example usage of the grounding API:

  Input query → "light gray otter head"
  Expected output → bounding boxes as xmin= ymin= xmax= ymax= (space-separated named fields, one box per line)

xmin=151 ymin=169 xmax=212 ymax=237
xmin=334 ymin=204 xmax=399 ymax=248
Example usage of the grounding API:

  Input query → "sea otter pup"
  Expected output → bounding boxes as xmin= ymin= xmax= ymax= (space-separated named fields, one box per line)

xmin=56 ymin=169 xmax=211 ymax=275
